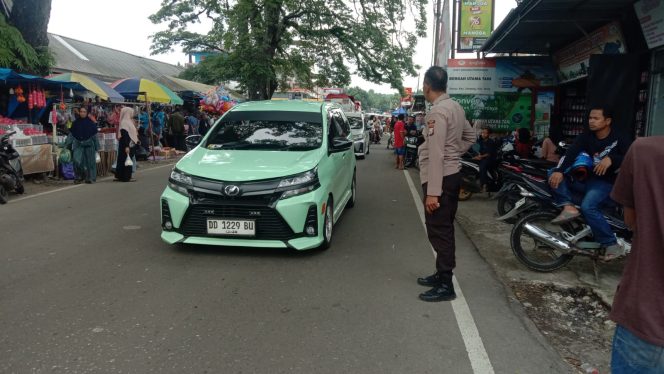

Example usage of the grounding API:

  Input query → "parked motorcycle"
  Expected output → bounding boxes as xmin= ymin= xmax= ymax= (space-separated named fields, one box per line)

xmin=0 ymin=131 xmax=25 ymax=204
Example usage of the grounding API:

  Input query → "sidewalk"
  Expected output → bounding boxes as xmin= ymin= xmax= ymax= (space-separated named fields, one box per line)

xmin=7 ymin=157 xmax=180 ymax=203
xmin=455 ymin=194 xmax=624 ymax=373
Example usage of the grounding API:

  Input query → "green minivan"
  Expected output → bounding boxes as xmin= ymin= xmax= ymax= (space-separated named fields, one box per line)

xmin=160 ymin=101 xmax=357 ymax=250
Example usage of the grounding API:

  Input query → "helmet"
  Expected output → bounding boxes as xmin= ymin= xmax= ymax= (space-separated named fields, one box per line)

xmin=565 ymin=152 xmax=593 ymax=181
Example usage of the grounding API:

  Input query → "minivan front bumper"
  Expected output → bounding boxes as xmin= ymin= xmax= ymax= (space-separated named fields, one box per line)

xmin=160 ymin=185 xmax=326 ymax=250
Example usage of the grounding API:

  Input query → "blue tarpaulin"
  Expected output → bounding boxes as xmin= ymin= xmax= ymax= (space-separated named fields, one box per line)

xmin=0 ymin=68 xmax=86 ymax=91
xmin=391 ymin=107 xmax=407 ymax=116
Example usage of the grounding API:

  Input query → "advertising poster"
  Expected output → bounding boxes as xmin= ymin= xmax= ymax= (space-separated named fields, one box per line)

xmin=448 ymin=58 xmax=556 ymax=131
xmin=553 ymin=21 xmax=627 ymax=84
xmin=634 ymin=0 xmax=664 ymax=49
xmin=458 ymin=0 xmax=494 ymax=52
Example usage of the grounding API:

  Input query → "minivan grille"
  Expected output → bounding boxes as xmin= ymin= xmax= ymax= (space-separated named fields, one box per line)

xmin=180 ymin=204 xmax=295 ymax=240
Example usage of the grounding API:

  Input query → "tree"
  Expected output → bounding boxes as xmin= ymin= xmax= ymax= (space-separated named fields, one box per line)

xmin=0 ymin=15 xmax=51 ymax=75
xmin=346 ymin=86 xmax=400 ymax=112
xmin=8 ymin=0 xmax=52 ymax=49
xmin=0 ymin=0 xmax=53 ymax=74
xmin=150 ymin=0 xmax=427 ymax=100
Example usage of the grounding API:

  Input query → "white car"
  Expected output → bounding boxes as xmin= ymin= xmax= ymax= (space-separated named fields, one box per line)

xmin=347 ymin=112 xmax=370 ymax=159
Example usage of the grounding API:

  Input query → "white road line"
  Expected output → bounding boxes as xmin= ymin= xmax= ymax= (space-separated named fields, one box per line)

xmin=8 ymin=162 xmax=177 ymax=204
xmin=403 ymin=169 xmax=495 ymax=374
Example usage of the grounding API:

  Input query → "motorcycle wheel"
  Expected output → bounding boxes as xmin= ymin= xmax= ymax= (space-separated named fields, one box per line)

xmin=458 ymin=187 xmax=472 ymax=201
xmin=497 ymin=191 xmax=522 ymax=224
xmin=0 ymin=186 xmax=7 ymax=204
xmin=511 ymin=211 xmax=574 ymax=272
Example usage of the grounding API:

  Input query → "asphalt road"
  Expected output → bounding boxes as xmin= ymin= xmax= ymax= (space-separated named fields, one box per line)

xmin=0 ymin=146 xmax=572 ymax=374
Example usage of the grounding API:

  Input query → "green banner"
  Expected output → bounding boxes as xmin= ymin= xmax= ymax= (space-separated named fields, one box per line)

xmin=458 ymin=0 xmax=494 ymax=52
xmin=453 ymin=93 xmax=532 ymax=132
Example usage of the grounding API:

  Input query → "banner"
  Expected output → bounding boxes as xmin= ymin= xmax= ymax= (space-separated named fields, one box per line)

xmin=448 ymin=57 xmax=557 ymax=131
xmin=435 ymin=0 xmax=452 ymax=68
xmin=552 ymin=21 xmax=627 ymax=84
xmin=634 ymin=0 xmax=664 ymax=49
xmin=457 ymin=0 xmax=494 ymax=52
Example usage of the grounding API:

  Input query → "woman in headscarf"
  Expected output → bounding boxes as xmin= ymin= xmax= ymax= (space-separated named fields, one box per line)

xmin=66 ymin=106 xmax=99 ymax=184
xmin=115 ymin=106 xmax=139 ymax=182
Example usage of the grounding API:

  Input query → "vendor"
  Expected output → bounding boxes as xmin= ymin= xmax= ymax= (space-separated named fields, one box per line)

xmin=66 ymin=107 xmax=99 ymax=184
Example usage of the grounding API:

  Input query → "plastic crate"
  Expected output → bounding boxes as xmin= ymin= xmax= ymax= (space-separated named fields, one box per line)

xmin=11 ymin=138 xmax=32 ymax=147
xmin=31 ymin=135 xmax=48 ymax=145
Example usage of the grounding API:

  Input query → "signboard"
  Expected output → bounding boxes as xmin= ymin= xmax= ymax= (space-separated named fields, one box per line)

xmin=448 ymin=57 xmax=556 ymax=131
xmin=635 ymin=0 xmax=664 ymax=49
xmin=552 ymin=21 xmax=627 ymax=84
xmin=457 ymin=0 xmax=495 ymax=52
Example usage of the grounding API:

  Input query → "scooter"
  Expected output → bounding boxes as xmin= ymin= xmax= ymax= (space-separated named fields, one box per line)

xmin=0 ymin=131 xmax=25 ymax=204
xmin=404 ymin=130 xmax=422 ymax=169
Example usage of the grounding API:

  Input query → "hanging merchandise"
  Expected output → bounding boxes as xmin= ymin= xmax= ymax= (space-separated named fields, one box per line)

xmin=199 ymin=85 xmax=237 ymax=115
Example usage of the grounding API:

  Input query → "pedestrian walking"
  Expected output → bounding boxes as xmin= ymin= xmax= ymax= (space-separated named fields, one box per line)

xmin=609 ymin=136 xmax=664 ymax=373
xmin=417 ymin=66 xmax=476 ymax=302
xmin=114 ymin=107 xmax=139 ymax=182
xmin=168 ymin=108 xmax=186 ymax=151
xmin=66 ymin=107 xmax=99 ymax=184
xmin=393 ymin=114 xmax=406 ymax=169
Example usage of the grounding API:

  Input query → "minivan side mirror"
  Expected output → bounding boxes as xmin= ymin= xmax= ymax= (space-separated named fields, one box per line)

xmin=330 ymin=137 xmax=353 ymax=152
xmin=185 ymin=135 xmax=202 ymax=151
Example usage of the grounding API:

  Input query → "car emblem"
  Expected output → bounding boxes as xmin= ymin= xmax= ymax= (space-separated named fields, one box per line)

xmin=224 ymin=185 xmax=241 ymax=196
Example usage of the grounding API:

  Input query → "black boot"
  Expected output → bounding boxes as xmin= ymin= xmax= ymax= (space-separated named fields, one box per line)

xmin=417 ymin=273 xmax=444 ymax=287
xmin=419 ymin=282 xmax=456 ymax=302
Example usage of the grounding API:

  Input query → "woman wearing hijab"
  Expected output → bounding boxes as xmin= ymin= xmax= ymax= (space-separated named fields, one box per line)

xmin=115 ymin=107 xmax=139 ymax=182
xmin=66 ymin=107 xmax=99 ymax=184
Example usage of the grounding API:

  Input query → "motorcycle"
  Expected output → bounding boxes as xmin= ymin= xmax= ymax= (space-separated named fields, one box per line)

xmin=404 ymin=130 xmax=423 ymax=169
xmin=0 ymin=131 xmax=25 ymax=204
xmin=503 ymin=165 xmax=632 ymax=272
xmin=370 ymin=127 xmax=382 ymax=144
xmin=458 ymin=150 xmax=502 ymax=201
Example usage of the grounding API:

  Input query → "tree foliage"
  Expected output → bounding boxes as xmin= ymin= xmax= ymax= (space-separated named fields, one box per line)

xmin=0 ymin=14 xmax=52 ymax=75
xmin=150 ymin=0 xmax=427 ymax=100
xmin=345 ymin=86 xmax=400 ymax=112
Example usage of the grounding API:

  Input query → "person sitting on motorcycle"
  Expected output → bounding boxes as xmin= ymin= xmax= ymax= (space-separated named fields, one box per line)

xmin=473 ymin=127 xmax=498 ymax=193
xmin=406 ymin=115 xmax=417 ymax=134
xmin=548 ymin=107 xmax=631 ymax=259
xmin=370 ymin=115 xmax=382 ymax=143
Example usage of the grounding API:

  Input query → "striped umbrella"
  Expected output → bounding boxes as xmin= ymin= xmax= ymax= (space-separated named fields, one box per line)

xmin=48 ymin=72 xmax=125 ymax=103
xmin=110 ymin=77 xmax=183 ymax=105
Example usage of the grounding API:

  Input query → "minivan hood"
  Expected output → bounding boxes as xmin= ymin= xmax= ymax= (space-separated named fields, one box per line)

xmin=176 ymin=147 xmax=323 ymax=182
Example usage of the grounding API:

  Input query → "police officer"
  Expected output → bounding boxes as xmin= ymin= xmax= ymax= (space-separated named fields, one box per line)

xmin=417 ymin=66 xmax=476 ymax=302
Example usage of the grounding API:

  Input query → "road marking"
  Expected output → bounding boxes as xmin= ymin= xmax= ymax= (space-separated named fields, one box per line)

xmin=403 ymin=169 xmax=495 ymax=374
xmin=8 ymin=162 xmax=177 ymax=204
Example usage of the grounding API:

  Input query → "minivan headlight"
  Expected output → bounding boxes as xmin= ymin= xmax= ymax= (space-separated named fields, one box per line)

xmin=353 ymin=133 xmax=363 ymax=141
xmin=278 ymin=168 xmax=319 ymax=199
xmin=169 ymin=169 xmax=193 ymax=196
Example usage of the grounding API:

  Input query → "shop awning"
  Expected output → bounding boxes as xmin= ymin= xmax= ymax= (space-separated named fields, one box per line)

xmin=481 ymin=0 xmax=637 ymax=54
xmin=0 ymin=67 xmax=86 ymax=92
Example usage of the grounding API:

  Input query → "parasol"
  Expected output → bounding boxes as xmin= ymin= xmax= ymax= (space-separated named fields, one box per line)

xmin=110 ymin=77 xmax=183 ymax=105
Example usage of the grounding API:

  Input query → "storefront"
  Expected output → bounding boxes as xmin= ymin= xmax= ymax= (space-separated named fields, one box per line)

xmin=480 ymin=0 xmax=653 ymax=140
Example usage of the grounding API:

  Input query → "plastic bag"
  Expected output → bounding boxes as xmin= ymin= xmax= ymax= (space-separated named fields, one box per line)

xmin=95 ymin=152 xmax=101 ymax=164
xmin=60 ymin=162 xmax=75 ymax=180
xmin=124 ymin=157 xmax=133 ymax=167
xmin=59 ymin=148 xmax=72 ymax=163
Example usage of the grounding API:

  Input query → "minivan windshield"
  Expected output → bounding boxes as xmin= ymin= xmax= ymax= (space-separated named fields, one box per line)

xmin=348 ymin=116 xmax=364 ymax=130
xmin=205 ymin=111 xmax=323 ymax=151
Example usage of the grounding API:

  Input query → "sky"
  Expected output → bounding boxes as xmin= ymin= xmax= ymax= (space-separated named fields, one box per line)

xmin=47 ymin=0 xmax=516 ymax=94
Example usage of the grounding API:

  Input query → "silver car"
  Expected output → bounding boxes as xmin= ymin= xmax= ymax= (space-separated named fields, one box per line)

xmin=347 ymin=112 xmax=370 ymax=159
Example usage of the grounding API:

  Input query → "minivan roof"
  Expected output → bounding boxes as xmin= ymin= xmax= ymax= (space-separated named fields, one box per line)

xmin=231 ymin=100 xmax=334 ymax=113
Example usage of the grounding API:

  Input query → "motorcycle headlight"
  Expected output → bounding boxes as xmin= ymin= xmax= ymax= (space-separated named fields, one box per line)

xmin=169 ymin=169 xmax=193 ymax=196
xmin=278 ymin=168 xmax=319 ymax=199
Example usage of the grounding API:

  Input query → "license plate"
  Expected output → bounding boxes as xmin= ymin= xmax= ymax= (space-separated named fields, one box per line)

xmin=206 ymin=219 xmax=255 ymax=236
xmin=514 ymin=198 xmax=526 ymax=209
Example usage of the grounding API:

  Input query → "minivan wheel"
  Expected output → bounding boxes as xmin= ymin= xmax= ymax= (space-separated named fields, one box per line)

xmin=320 ymin=198 xmax=334 ymax=250
xmin=346 ymin=173 xmax=356 ymax=208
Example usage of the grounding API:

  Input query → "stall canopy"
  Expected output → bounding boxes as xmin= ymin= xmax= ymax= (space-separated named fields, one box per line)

xmin=392 ymin=107 xmax=407 ymax=116
xmin=110 ymin=77 xmax=184 ymax=105
xmin=47 ymin=72 xmax=125 ymax=103
xmin=480 ymin=0 xmax=636 ymax=54
xmin=0 ymin=68 xmax=86 ymax=91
